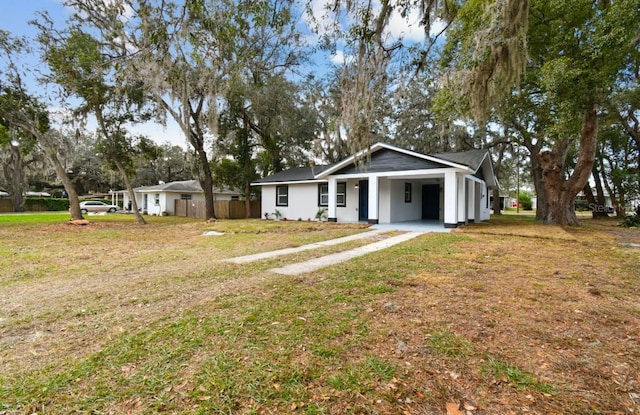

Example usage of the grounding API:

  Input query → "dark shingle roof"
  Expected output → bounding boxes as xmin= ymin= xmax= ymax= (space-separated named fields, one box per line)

xmin=253 ymin=165 xmax=333 ymax=183
xmin=432 ymin=149 xmax=488 ymax=172
xmin=253 ymin=146 xmax=492 ymax=184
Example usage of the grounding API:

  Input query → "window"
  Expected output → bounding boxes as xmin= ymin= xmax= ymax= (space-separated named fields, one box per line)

xmin=336 ymin=182 xmax=347 ymax=207
xmin=276 ymin=185 xmax=288 ymax=206
xmin=404 ymin=183 xmax=412 ymax=203
xmin=154 ymin=193 xmax=160 ymax=205
xmin=231 ymin=195 xmax=240 ymax=201
xmin=180 ymin=194 xmax=192 ymax=200
xmin=318 ymin=183 xmax=328 ymax=206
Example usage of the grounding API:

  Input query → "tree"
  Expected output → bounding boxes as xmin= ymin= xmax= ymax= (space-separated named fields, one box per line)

xmin=35 ymin=21 xmax=151 ymax=224
xmin=236 ymin=73 xmax=318 ymax=175
xmin=311 ymin=0 xmax=459 ymax=157
xmin=441 ymin=0 xmax=640 ymax=225
xmin=307 ymin=73 xmax=351 ymax=164
xmin=0 ymin=29 xmax=86 ymax=219
xmin=62 ymin=0 xmax=304 ymax=220
xmin=0 ymin=113 xmax=32 ymax=212
xmin=132 ymin=142 xmax=193 ymax=186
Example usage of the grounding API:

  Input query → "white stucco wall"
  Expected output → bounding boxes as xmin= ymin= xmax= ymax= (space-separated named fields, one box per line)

xmin=261 ymin=183 xmax=322 ymax=221
xmin=144 ymin=192 xmax=162 ymax=216
xmin=389 ymin=179 xmax=423 ymax=222
xmin=259 ymin=175 xmax=490 ymax=225
xmin=479 ymin=182 xmax=491 ymax=221
xmin=261 ymin=180 xmax=369 ymax=223
xmin=378 ymin=178 xmax=390 ymax=223
xmin=337 ymin=179 xmax=360 ymax=222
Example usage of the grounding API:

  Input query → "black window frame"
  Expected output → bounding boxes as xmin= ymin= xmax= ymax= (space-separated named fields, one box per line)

xmin=276 ymin=185 xmax=289 ymax=207
xmin=404 ymin=183 xmax=412 ymax=203
xmin=318 ymin=183 xmax=329 ymax=207
xmin=336 ymin=182 xmax=347 ymax=207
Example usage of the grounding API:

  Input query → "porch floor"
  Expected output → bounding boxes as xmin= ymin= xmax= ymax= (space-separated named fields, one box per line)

xmin=371 ymin=220 xmax=452 ymax=233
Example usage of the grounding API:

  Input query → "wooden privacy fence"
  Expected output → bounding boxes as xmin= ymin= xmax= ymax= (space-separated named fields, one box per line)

xmin=174 ymin=199 xmax=261 ymax=219
xmin=0 ymin=199 xmax=12 ymax=213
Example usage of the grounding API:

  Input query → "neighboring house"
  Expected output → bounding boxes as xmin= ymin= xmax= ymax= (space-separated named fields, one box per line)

xmin=112 ymin=180 xmax=240 ymax=216
xmin=252 ymin=143 xmax=498 ymax=228
xmin=0 ymin=190 xmax=9 ymax=198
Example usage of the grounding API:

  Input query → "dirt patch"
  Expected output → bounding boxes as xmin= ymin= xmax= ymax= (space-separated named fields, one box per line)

xmin=355 ymin=220 xmax=640 ymax=414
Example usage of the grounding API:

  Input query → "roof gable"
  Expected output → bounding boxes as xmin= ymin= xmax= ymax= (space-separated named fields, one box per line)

xmin=316 ymin=143 xmax=471 ymax=178
xmin=332 ymin=148 xmax=452 ymax=175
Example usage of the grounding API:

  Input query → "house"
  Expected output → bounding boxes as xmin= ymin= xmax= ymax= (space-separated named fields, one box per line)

xmin=252 ymin=143 xmax=498 ymax=228
xmin=112 ymin=180 xmax=240 ymax=216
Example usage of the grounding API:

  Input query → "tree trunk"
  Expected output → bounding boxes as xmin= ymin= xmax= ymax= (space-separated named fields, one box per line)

xmin=591 ymin=164 xmax=609 ymax=218
xmin=600 ymin=157 xmax=625 ymax=217
xmin=7 ymin=145 xmax=25 ymax=212
xmin=50 ymin=153 xmax=83 ymax=221
xmin=539 ymin=103 xmax=598 ymax=226
xmin=490 ymin=142 xmax=506 ymax=215
xmin=491 ymin=187 xmax=502 ymax=214
xmin=582 ymin=182 xmax=599 ymax=218
xmin=244 ymin=181 xmax=251 ymax=219
xmin=114 ymin=158 xmax=146 ymax=225
xmin=523 ymin=140 xmax=547 ymax=221
xmin=197 ymin=151 xmax=216 ymax=220
xmin=24 ymin=127 xmax=84 ymax=220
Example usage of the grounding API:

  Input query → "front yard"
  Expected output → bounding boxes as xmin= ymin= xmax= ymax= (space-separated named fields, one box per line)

xmin=0 ymin=214 xmax=638 ymax=414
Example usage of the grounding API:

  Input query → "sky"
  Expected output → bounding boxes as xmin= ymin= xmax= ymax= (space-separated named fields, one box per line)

xmin=0 ymin=0 xmax=189 ymax=148
xmin=0 ymin=0 xmax=438 ymax=150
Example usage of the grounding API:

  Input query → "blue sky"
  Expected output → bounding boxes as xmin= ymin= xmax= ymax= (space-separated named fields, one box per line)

xmin=1 ymin=0 xmax=436 ymax=149
xmin=0 ymin=0 xmax=189 ymax=148
xmin=0 ymin=0 xmax=68 ymax=37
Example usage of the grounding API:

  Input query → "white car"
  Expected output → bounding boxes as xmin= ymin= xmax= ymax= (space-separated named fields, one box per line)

xmin=79 ymin=201 xmax=119 ymax=214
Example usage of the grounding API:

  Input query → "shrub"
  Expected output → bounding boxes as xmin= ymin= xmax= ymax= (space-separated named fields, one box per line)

xmin=518 ymin=192 xmax=533 ymax=210
xmin=620 ymin=209 xmax=640 ymax=228
xmin=24 ymin=197 xmax=70 ymax=211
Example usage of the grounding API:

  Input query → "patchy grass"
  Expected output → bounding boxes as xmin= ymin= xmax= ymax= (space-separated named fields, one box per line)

xmin=0 ymin=215 xmax=638 ymax=414
xmin=428 ymin=329 xmax=474 ymax=358
xmin=481 ymin=358 xmax=555 ymax=394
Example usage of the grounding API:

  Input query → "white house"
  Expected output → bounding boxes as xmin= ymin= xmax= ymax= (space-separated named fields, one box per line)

xmin=113 ymin=180 xmax=240 ymax=216
xmin=253 ymin=143 xmax=498 ymax=228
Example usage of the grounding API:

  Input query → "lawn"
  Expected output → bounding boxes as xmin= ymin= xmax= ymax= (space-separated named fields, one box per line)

xmin=0 ymin=214 xmax=638 ymax=414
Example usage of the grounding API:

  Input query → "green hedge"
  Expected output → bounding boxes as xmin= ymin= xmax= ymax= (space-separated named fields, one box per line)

xmin=24 ymin=197 xmax=70 ymax=211
xmin=518 ymin=192 xmax=533 ymax=211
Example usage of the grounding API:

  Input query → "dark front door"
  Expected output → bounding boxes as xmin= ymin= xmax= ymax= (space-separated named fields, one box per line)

xmin=359 ymin=180 xmax=368 ymax=221
xmin=422 ymin=184 xmax=440 ymax=220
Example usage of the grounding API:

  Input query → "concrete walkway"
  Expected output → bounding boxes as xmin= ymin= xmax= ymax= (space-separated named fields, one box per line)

xmin=372 ymin=220 xmax=452 ymax=232
xmin=269 ymin=231 xmax=424 ymax=276
xmin=225 ymin=229 xmax=387 ymax=264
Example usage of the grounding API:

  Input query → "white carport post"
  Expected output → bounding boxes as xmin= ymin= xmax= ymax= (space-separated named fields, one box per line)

xmin=327 ymin=177 xmax=337 ymax=222
xmin=368 ymin=175 xmax=379 ymax=224
xmin=444 ymin=171 xmax=458 ymax=228
xmin=467 ymin=177 xmax=476 ymax=222
xmin=457 ymin=175 xmax=467 ymax=225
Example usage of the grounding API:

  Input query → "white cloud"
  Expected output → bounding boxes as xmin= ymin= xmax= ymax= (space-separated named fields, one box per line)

xmin=331 ymin=50 xmax=345 ymax=64
xmin=386 ymin=6 xmax=425 ymax=43
xmin=330 ymin=50 xmax=356 ymax=66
